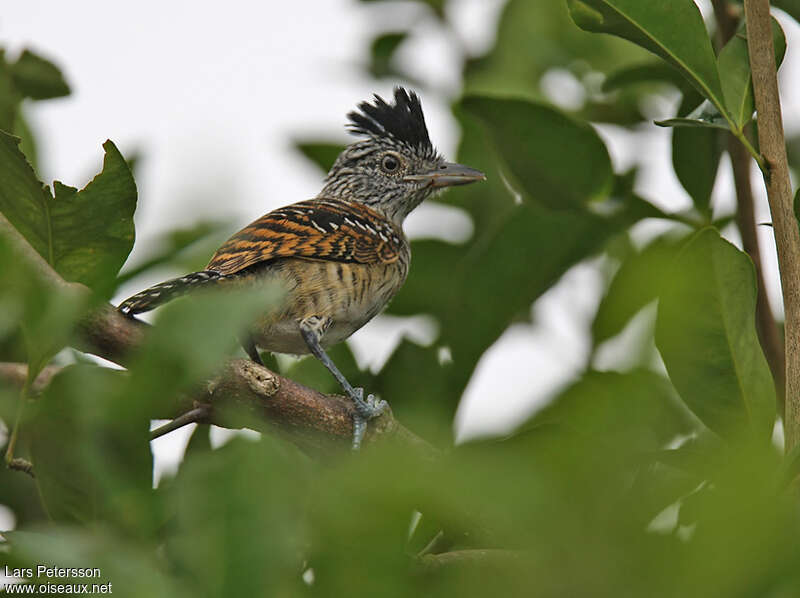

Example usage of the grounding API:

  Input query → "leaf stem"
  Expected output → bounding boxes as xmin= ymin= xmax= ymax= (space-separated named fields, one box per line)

xmin=4 ymin=378 xmax=30 ymax=468
xmin=732 ymin=128 xmax=767 ymax=171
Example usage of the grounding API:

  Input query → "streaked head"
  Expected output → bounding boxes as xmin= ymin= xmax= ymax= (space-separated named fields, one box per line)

xmin=319 ymin=88 xmax=485 ymax=223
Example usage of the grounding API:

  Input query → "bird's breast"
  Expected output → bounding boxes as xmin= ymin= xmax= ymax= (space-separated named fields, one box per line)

xmin=249 ymin=256 xmax=409 ymax=354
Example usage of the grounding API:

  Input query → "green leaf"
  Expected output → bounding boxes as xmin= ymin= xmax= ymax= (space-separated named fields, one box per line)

xmin=368 ymin=32 xmax=408 ymax=79
xmin=671 ymin=96 xmax=724 ymax=216
xmin=9 ymin=49 xmax=71 ymax=100
xmin=293 ymin=141 xmax=344 ymax=173
xmin=773 ymin=0 xmax=800 ymax=24
xmin=593 ymin=235 xmax=683 ymax=344
xmin=566 ymin=0 xmax=726 ymax=116
xmin=461 ymin=95 xmax=613 ymax=209
xmin=28 ymin=366 xmax=156 ymax=534
xmin=527 ymin=369 xmax=693 ymax=453
xmin=0 ymin=133 xmax=137 ymax=295
xmin=166 ymin=437 xmax=310 ymax=596
xmin=372 ymin=339 xmax=454 ymax=444
xmin=464 ymin=0 xmax=650 ymax=102
xmin=655 ymin=228 xmax=776 ymax=440
xmin=602 ymin=61 xmax=690 ymax=93
xmin=795 ymin=187 xmax=800 ymax=233
xmin=0 ymin=232 xmax=85 ymax=376
xmin=6 ymin=527 xmax=189 ymax=598
xmin=0 ymin=50 xmax=21 ymax=132
xmin=718 ymin=18 xmax=786 ymax=130
xmin=358 ymin=0 xmax=445 ymax=18
xmin=128 ymin=287 xmax=281 ymax=404
xmin=655 ymin=100 xmax=730 ymax=130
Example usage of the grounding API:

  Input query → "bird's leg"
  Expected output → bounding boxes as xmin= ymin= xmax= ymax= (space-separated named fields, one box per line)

xmin=241 ymin=334 xmax=264 ymax=365
xmin=299 ymin=316 xmax=387 ymax=450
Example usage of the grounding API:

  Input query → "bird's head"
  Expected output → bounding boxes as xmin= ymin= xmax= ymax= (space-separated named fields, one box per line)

xmin=319 ymin=88 xmax=485 ymax=224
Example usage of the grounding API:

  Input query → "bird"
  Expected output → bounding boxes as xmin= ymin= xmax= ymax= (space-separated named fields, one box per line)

xmin=118 ymin=87 xmax=485 ymax=449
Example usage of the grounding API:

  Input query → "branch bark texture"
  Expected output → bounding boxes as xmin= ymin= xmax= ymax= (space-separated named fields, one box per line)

xmin=743 ymin=0 xmax=800 ymax=450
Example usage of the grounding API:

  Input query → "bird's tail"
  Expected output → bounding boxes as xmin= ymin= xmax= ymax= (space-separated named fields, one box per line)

xmin=118 ymin=270 xmax=226 ymax=315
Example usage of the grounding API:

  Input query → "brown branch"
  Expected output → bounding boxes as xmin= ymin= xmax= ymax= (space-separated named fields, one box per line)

xmin=0 ymin=212 xmax=438 ymax=459
xmin=711 ymin=0 xmax=785 ymax=410
xmin=0 ymin=363 xmax=62 ymax=394
xmin=743 ymin=0 xmax=800 ymax=451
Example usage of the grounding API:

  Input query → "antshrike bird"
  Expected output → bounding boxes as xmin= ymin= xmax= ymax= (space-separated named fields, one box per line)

xmin=119 ymin=88 xmax=485 ymax=448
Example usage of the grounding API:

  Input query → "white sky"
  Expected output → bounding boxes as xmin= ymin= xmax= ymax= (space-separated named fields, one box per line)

xmin=2 ymin=0 xmax=799 ymax=474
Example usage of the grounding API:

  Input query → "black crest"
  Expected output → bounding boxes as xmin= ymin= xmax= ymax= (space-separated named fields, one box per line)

xmin=348 ymin=87 xmax=432 ymax=150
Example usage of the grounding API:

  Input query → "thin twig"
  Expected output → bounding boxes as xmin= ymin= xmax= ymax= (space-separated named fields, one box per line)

xmin=150 ymin=406 xmax=211 ymax=440
xmin=0 ymin=363 xmax=62 ymax=393
xmin=743 ymin=0 xmax=800 ymax=451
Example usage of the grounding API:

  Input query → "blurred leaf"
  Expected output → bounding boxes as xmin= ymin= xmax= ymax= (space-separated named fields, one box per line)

xmin=294 ymin=141 xmax=344 ymax=173
xmin=128 ymin=286 xmax=281 ymax=404
xmin=369 ymin=32 xmax=408 ymax=79
xmin=528 ymin=369 xmax=693 ymax=455
xmin=788 ymin=134 xmax=800 ymax=174
xmin=671 ymin=97 xmax=724 ymax=217
xmin=655 ymin=100 xmax=730 ymax=130
xmin=795 ymin=187 xmax=800 ymax=233
xmin=464 ymin=1 xmax=650 ymax=101
xmin=773 ymin=0 xmax=800 ymax=24
xmin=461 ymin=95 xmax=613 ymax=209
xmin=14 ymin=108 xmax=39 ymax=174
xmin=9 ymin=49 xmax=70 ymax=100
xmin=602 ymin=61 xmax=689 ymax=93
xmin=566 ymin=0 xmax=727 ymax=116
xmin=0 ymin=233 xmax=85 ymax=377
xmin=593 ymin=235 xmax=683 ymax=344
xmin=0 ymin=133 xmax=137 ymax=295
xmin=117 ymin=220 xmax=226 ymax=286
xmin=0 ymin=50 xmax=21 ymax=132
xmin=28 ymin=365 xmax=156 ymax=535
xmin=718 ymin=18 xmax=786 ymax=130
xmin=656 ymin=228 xmax=776 ymax=440
xmin=359 ymin=0 xmax=445 ymax=18
xmin=165 ymin=437 xmax=309 ymax=597
xmin=373 ymin=339 xmax=453 ymax=444
xmin=6 ymin=526 xmax=189 ymax=598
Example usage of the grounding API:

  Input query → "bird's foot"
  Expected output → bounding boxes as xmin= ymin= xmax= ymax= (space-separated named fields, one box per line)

xmin=350 ymin=387 xmax=388 ymax=451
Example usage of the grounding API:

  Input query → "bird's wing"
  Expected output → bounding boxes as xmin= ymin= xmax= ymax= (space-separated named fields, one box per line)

xmin=206 ymin=199 xmax=405 ymax=275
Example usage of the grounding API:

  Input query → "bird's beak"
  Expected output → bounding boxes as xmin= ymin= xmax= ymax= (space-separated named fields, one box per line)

xmin=404 ymin=162 xmax=486 ymax=188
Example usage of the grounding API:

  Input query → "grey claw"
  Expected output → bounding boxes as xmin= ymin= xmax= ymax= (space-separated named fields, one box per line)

xmin=349 ymin=389 xmax=389 ymax=450
xmin=352 ymin=415 xmax=367 ymax=451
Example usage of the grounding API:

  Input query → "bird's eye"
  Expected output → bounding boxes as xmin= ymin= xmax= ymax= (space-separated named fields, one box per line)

xmin=381 ymin=155 xmax=400 ymax=173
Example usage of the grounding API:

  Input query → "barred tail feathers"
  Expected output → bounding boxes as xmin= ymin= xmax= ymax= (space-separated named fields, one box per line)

xmin=117 ymin=270 xmax=225 ymax=315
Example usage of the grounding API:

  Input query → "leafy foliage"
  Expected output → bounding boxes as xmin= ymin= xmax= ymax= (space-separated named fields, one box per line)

xmin=0 ymin=133 xmax=137 ymax=296
xmin=2 ymin=1 xmax=800 ymax=596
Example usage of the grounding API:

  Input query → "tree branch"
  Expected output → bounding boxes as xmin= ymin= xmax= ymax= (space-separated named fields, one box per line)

xmin=0 ymin=212 xmax=439 ymax=460
xmin=711 ymin=0 xmax=785 ymax=411
xmin=0 ymin=363 xmax=62 ymax=394
xmin=743 ymin=0 xmax=800 ymax=450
